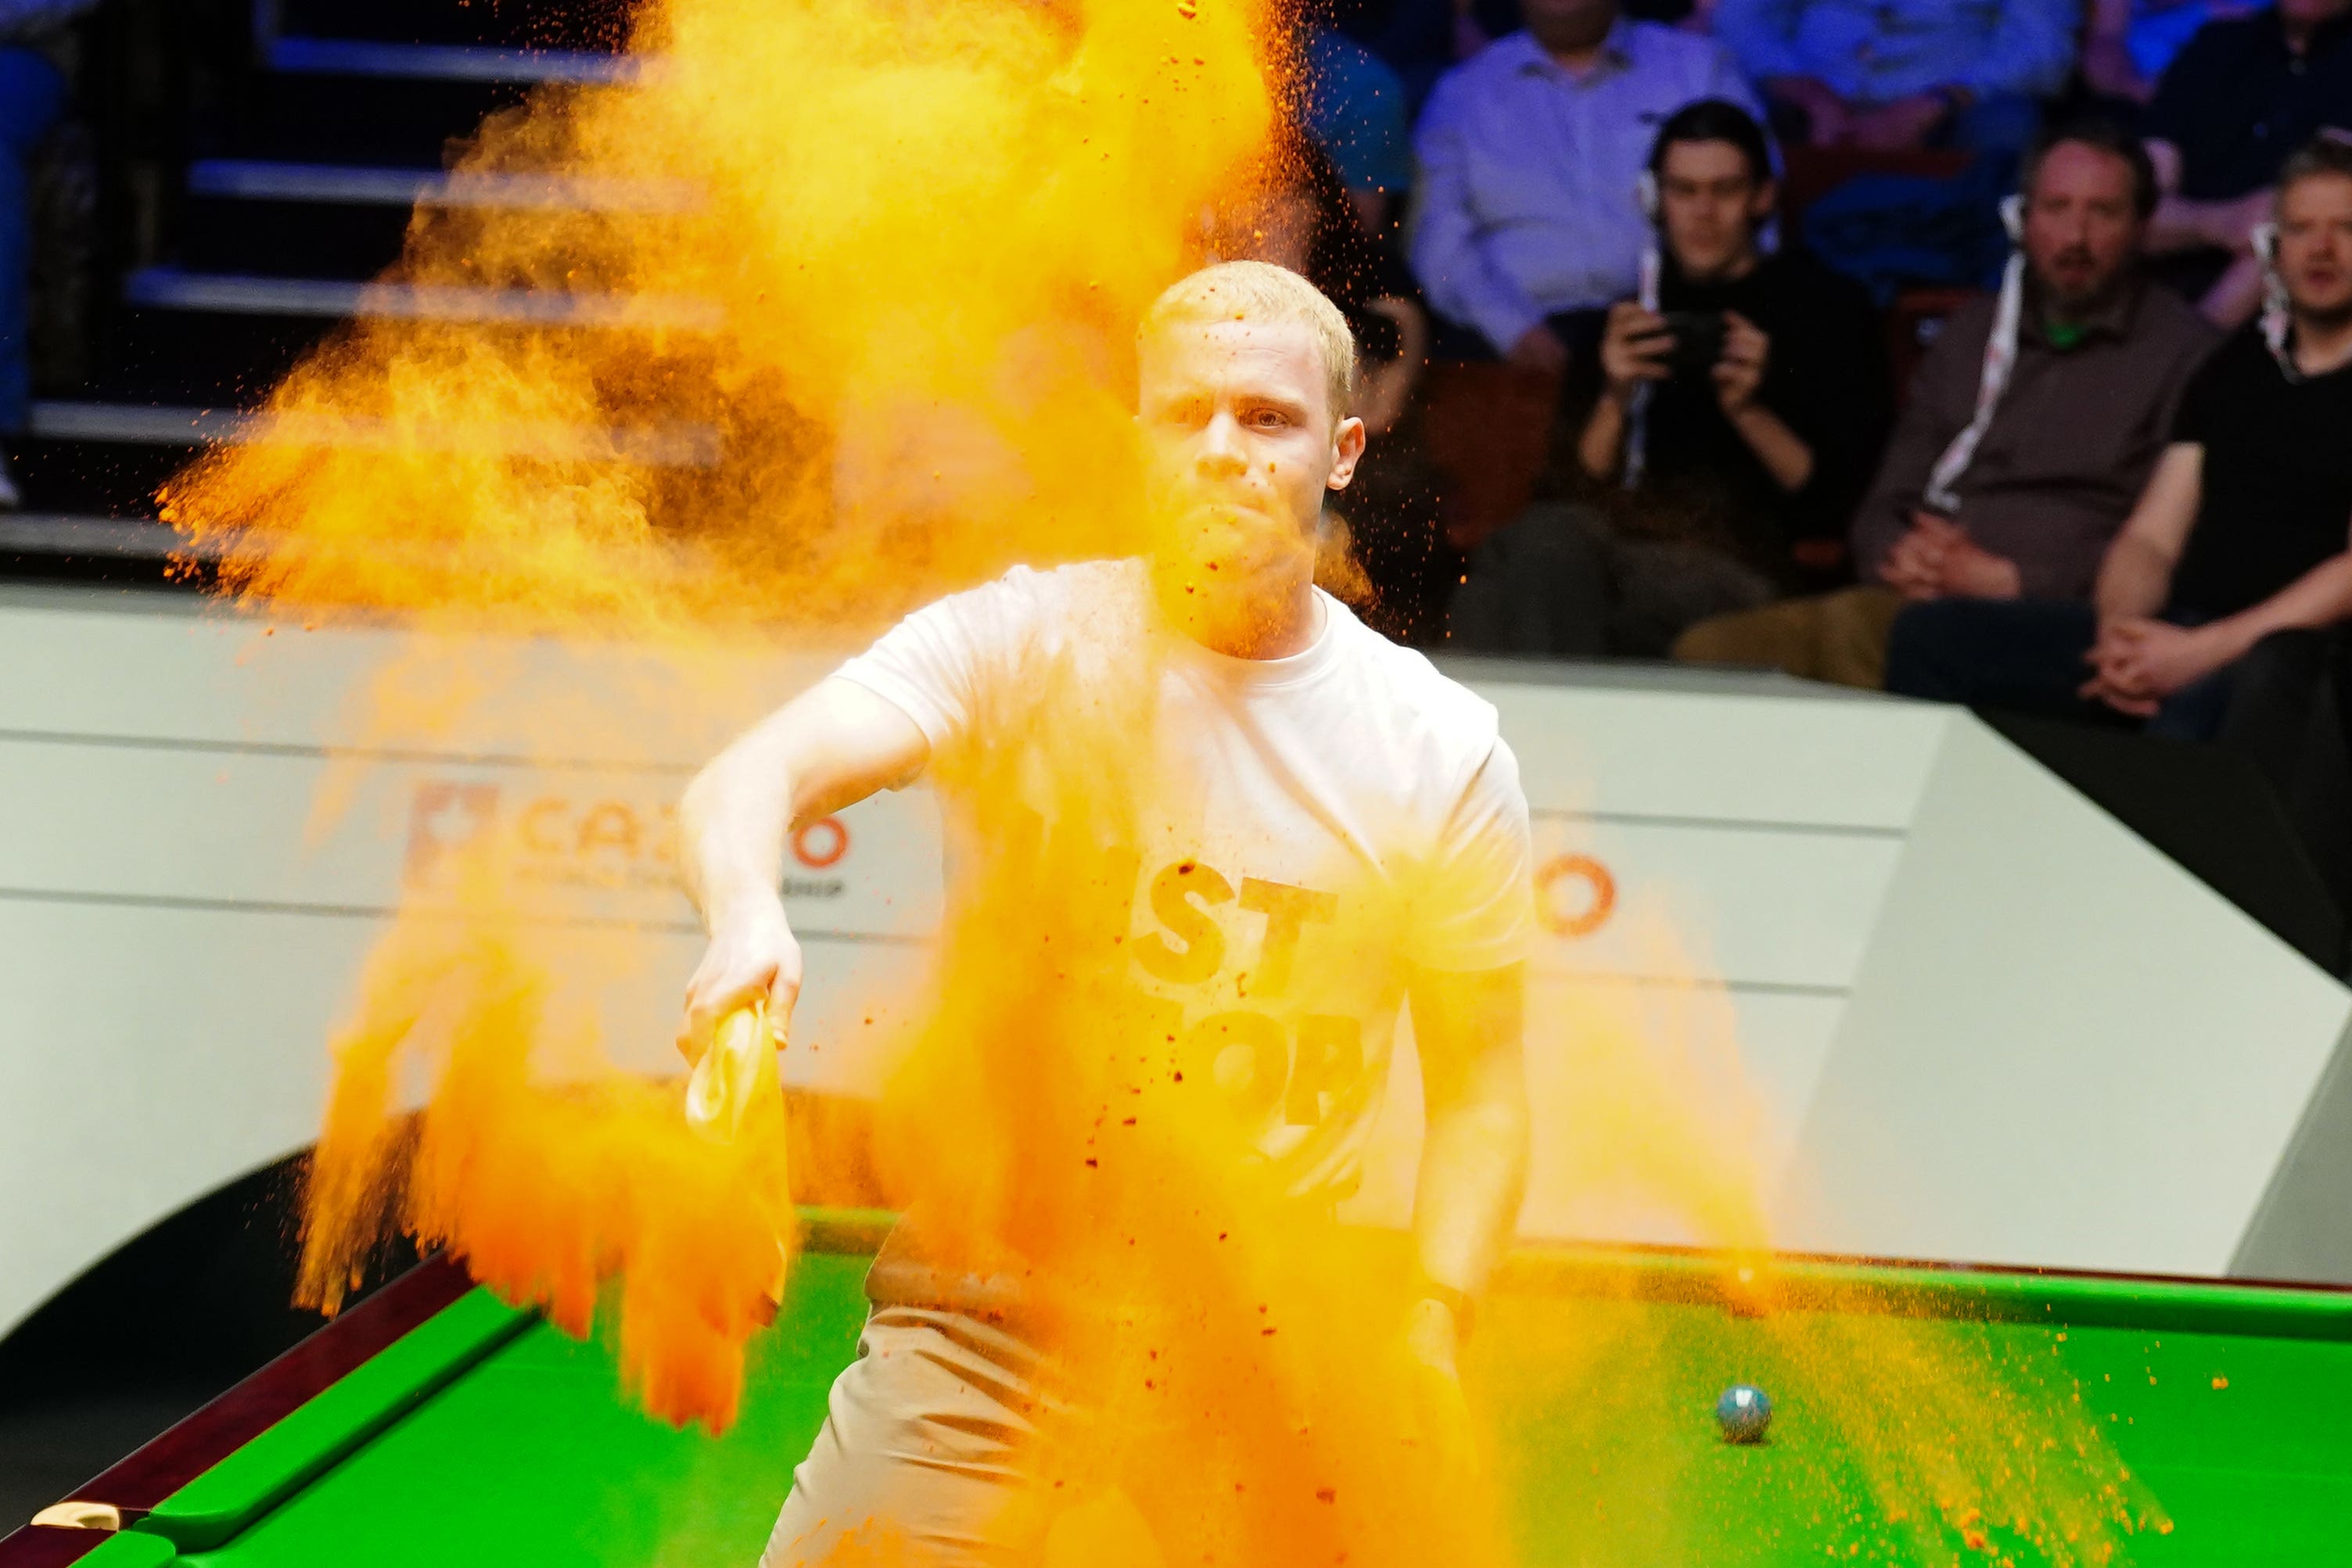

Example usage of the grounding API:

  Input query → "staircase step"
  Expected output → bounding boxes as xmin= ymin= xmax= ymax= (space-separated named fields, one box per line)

xmin=186 ymin=160 xmax=695 ymax=210
xmin=265 ymin=36 xmax=642 ymax=84
xmin=0 ymin=513 xmax=182 ymax=558
xmin=6 ymin=436 xmax=196 ymax=518
xmin=124 ymin=266 xmax=722 ymax=330
xmin=33 ymin=400 xmax=717 ymax=465
xmin=10 ymin=398 xmax=719 ymax=517
xmin=179 ymin=162 xmax=698 ymax=279
xmin=274 ymin=1 xmax=632 ymax=52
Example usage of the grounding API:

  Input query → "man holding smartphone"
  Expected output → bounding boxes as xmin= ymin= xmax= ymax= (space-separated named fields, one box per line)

xmin=1450 ymin=100 xmax=1885 ymax=656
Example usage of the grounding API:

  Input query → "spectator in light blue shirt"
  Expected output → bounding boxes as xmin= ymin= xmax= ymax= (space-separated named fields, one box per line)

xmin=1714 ymin=0 xmax=2079 ymax=156
xmin=1409 ymin=0 xmax=1762 ymax=368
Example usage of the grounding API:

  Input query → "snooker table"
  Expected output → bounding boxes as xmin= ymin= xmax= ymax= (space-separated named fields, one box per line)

xmin=5 ymin=1210 xmax=2347 ymax=1567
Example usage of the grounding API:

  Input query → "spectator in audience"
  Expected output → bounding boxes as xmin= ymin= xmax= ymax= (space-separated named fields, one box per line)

xmin=1409 ymin=0 xmax=1761 ymax=372
xmin=2083 ymin=0 xmax=2271 ymax=104
xmin=1887 ymin=136 xmax=2352 ymax=752
xmin=1 ymin=4 xmax=83 ymax=510
xmin=1449 ymin=99 xmax=1887 ymax=655
xmin=2142 ymin=0 xmax=2352 ymax=324
xmin=1298 ymin=2 xmax=1417 ymax=234
xmin=1675 ymin=117 xmax=2217 ymax=686
xmin=1714 ymin=0 xmax=2077 ymax=157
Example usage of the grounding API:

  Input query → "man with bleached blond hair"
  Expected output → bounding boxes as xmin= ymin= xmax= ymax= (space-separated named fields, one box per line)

xmin=676 ymin=261 xmax=1534 ymax=1566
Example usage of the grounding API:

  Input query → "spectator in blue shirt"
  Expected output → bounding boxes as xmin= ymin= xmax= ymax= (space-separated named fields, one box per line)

xmin=1409 ymin=0 xmax=1761 ymax=370
xmin=1298 ymin=16 xmax=1418 ymax=233
xmin=1714 ymin=0 xmax=2079 ymax=156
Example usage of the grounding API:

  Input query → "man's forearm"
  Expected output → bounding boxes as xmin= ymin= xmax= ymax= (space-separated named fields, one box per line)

xmin=1411 ymin=1093 xmax=1529 ymax=1302
xmin=2095 ymin=536 xmax=2175 ymax=623
xmin=678 ymin=737 xmax=797 ymax=931
xmin=2148 ymin=194 xmax=2255 ymax=258
xmin=1578 ymin=396 xmax=1628 ymax=481
xmin=1730 ymin=403 xmax=1815 ymax=493
xmin=677 ymin=677 xmax=932 ymax=932
xmin=2203 ymin=554 xmax=2352 ymax=662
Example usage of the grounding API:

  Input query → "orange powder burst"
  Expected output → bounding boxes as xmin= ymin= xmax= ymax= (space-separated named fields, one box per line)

xmin=163 ymin=0 xmax=1280 ymax=639
xmin=186 ymin=0 xmax=2160 ymax=1556
xmin=238 ymin=0 xmax=1286 ymax=1433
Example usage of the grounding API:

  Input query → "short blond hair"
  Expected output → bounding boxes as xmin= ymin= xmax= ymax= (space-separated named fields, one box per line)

xmin=1140 ymin=260 xmax=1358 ymax=422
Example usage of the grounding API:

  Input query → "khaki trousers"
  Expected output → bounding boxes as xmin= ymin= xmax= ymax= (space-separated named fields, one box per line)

xmin=760 ymin=1307 xmax=1058 ymax=1568
xmin=1671 ymin=585 xmax=1903 ymax=690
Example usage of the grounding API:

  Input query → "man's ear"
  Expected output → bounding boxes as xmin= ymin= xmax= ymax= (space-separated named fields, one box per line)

xmin=1326 ymin=415 xmax=1368 ymax=492
xmin=1751 ymin=178 xmax=1780 ymax=227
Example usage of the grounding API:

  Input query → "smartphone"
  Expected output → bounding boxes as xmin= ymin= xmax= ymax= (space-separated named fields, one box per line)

xmin=1657 ymin=310 xmax=1727 ymax=378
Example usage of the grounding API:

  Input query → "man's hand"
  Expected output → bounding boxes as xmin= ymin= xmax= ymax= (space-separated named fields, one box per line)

xmin=1597 ymin=302 xmax=1671 ymax=401
xmin=1879 ymin=511 xmax=1952 ymax=598
xmin=2081 ymin=617 xmax=2225 ymax=714
xmin=1847 ymin=91 xmax=1955 ymax=151
xmin=1506 ymin=322 xmax=1569 ymax=376
xmin=678 ymin=895 xmax=802 ymax=1064
xmin=1880 ymin=512 xmax=2021 ymax=601
xmin=1931 ymin=528 xmax=2023 ymax=600
xmin=1712 ymin=310 xmax=1769 ymax=414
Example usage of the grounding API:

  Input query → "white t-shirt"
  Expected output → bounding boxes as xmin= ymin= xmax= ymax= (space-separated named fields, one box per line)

xmin=835 ymin=558 xmax=1532 ymax=1197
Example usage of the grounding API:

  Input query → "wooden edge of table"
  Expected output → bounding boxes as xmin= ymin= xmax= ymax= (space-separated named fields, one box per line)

xmin=0 ymin=1208 xmax=903 ymax=1567
xmin=0 ymin=1253 xmax=472 ymax=1567
xmin=136 ymin=1291 xmax=540 ymax=1552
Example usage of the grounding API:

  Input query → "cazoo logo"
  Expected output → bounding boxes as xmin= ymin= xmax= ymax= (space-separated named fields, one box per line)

xmin=404 ymin=780 xmax=851 ymax=896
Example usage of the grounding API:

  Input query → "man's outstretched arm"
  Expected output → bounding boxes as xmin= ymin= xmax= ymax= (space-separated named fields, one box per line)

xmin=675 ymin=676 xmax=929 ymax=1055
xmin=1405 ymin=961 xmax=1530 ymax=1362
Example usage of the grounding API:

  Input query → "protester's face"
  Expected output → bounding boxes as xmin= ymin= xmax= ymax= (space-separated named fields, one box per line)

xmin=2276 ymin=172 xmax=2352 ymax=320
xmin=2021 ymin=142 xmax=2144 ymax=310
xmin=1657 ymin=139 xmax=1773 ymax=281
xmin=1137 ymin=317 xmax=1363 ymax=626
xmin=1522 ymin=0 xmax=1618 ymax=51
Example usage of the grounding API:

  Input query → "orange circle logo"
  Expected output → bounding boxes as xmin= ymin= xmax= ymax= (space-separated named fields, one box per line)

xmin=792 ymin=817 xmax=850 ymax=870
xmin=1537 ymin=853 xmax=1615 ymax=938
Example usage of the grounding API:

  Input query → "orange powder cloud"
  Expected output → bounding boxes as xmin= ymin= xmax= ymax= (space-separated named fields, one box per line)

xmin=180 ymin=0 xmax=2163 ymax=1556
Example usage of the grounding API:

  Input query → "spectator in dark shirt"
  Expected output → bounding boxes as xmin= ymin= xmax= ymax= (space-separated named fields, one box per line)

xmin=2142 ymin=0 xmax=2352 ymax=324
xmin=1675 ymin=117 xmax=2217 ymax=686
xmin=1715 ymin=0 xmax=2077 ymax=156
xmin=1889 ymin=135 xmax=2352 ymax=748
xmin=1449 ymin=99 xmax=1887 ymax=654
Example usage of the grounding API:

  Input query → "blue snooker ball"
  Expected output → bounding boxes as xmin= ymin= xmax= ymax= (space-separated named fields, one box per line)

xmin=1716 ymin=1383 xmax=1772 ymax=1444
